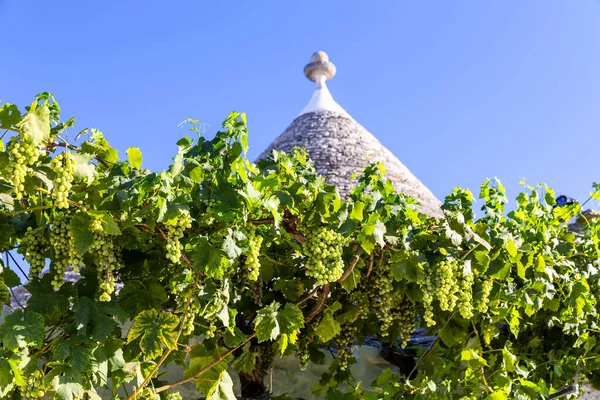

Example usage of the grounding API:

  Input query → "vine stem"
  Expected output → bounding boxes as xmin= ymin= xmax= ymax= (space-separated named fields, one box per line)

xmin=5 ymin=205 xmax=55 ymax=217
xmin=33 ymin=186 xmax=81 ymax=208
xmin=338 ymin=247 xmax=363 ymax=283
xmin=153 ymin=333 xmax=256 ymax=394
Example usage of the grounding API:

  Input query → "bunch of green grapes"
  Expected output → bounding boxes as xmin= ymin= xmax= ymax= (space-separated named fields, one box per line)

xmin=457 ymin=268 xmax=474 ymax=319
xmin=7 ymin=137 xmax=40 ymax=200
xmin=50 ymin=152 xmax=75 ymax=209
xmin=90 ymin=218 xmax=121 ymax=302
xmin=296 ymin=339 xmax=310 ymax=371
xmin=49 ymin=213 xmax=84 ymax=288
xmin=205 ymin=321 xmax=217 ymax=339
xmin=336 ymin=324 xmax=357 ymax=371
xmin=477 ymin=278 xmax=494 ymax=313
xmin=177 ymin=297 xmax=200 ymax=336
xmin=259 ymin=343 xmax=275 ymax=371
xmin=165 ymin=210 xmax=192 ymax=264
xmin=394 ymin=299 xmax=417 ymax=347
xmin=242 ymin=224 xmax=263 ymax=281
xmin=251 ymin=281 xmax=263 ymax=306
xmin=302 ymin=226 xmax=346 ymax=285
xmin=19 ymin=371 xmax=45 ymax=399
xmin=18 ymin=227 xmax=47 ymax=279
xmin=379 ymin=296 xmax=415 ymax=346
xmin=421 ymin=290 xmax=435 ymax=326
xmin=420 ymin=259 xmax=461 ymax=326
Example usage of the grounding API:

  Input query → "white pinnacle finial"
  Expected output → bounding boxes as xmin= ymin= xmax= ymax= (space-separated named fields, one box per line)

xmin=298 ymin=51 xmax=350 ymax=118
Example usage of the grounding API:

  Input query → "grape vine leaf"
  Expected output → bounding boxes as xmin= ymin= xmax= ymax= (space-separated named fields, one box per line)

xmin=0 ymin=310 xmax=44 ymax=351
xmin=71 ymin=153 xmax=97 ymax=185
xmin=254 ymin=302 xmax=280 ymax=342
xmin=126 ymin=147 xmax=143 ymax=169
xmin=184 ymin=345 xmax=233 ymax=398
xmin=0 ymin=103 xmax=21 ymax=128
xmin=0 ymin=358 xmax=13 ymax=388
xmin=69 ymin=212 xmax=94 ymax=254
xmin=231 ymin=343 xmax=257 ymax=374
xmin=16 ymin=103 xmax=50 ymax=145
xmin=207 ymin=370 xmax=236 ymax=400
xmin=315 ymin=302 xmax=342 ymax=342
xmin=53 ymin=375 xmax=84 ymax=400
xmin=254 ymin=302 xmax=304 ymax=343
xmin=127 ymin=309 xmax=179 ymax=359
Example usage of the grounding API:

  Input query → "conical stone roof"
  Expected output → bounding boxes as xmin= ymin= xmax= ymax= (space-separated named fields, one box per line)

xmin=258 ymin=52 xmax=442 ymax=218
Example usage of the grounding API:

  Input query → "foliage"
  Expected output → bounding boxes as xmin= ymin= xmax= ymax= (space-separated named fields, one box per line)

xmin=1 ymin=94 xmax=600 ymax=400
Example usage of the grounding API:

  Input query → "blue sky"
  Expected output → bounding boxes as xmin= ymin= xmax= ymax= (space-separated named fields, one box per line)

xmin=2 ymin=1 xmax=600 ymax=209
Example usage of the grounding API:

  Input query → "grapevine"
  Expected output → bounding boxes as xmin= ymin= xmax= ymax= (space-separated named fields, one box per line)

xmin=302 ymin=226 xmax=346 ymax=285
xmin=50 ymin=151 xmax=75 ymax=209
xmin=6 ymin=136 xmax=40 ymax=200
xmin=18 ymin=227 xmax=47 ymax=279
xmin=165 ymin=210 xmax=192 ymax=264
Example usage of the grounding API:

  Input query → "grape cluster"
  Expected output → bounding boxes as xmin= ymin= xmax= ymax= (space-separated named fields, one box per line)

xmin=177 ymin=297 xmax=200 ymax=336
xmin=165 ymin=211 xmax=192 ymax=264
xmin=393 ymin=299 xmax=417 ymax=347
xmin=302 ymin=226 xmax=346 ymax=285
xmin=336 ymin=324 xmax=357 ymax=371
xmin=457 ymin=269 xmax=474 ymax=319
xmin=90 ymin=218 xmax=121 ymax=302
xmin=49 ymin=213 xmax=83 ymax=288
xmin=259 ymin=343 xmax=275 ymax=371
xmin=7 ymin=137 xmax=40 ymax=200
xmin=296 ymin=339 xmax=310 ymax=371
xmin=50 ymin=152 xmax=75 ymax=209
xmin=421 ymin=259 xmax=479 ymax=326
xmin=18 ymin=227 xmax=47 ymax=279
xmin=20 ymin=371 xmax=45 ymax=399
xmin=477 ymin=278 xmax=494 ymax=313
xmin=242 ymin=224 xmax=262 ymax=281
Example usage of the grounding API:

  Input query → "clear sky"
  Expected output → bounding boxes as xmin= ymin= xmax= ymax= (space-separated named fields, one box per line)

xmin=2 ymin=1 xmax=600 ymax=210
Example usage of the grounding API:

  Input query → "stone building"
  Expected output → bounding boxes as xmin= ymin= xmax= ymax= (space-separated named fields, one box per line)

xmin=259 ymin=51 xmax=443 ymax=218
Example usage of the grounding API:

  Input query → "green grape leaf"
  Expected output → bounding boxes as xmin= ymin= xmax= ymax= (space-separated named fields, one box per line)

xmin=126 ymin=147 xmax=143 ymax=169
xmin=184 ymin=345 xmax=232 ymax=397
xmin=278 ymin=303 xmax=304 ymax=334
xmin=2 ymin=267 xmax=21 ymax=288
xmin=0 ymin=103 xmax=22 ymax=128
xmin=53 ymin=376 xmax=84 ymax=400
xmin=349 ymin=201 xmax=365 ymax=222
xmin=16 ymin=103 xmax=50 ymax=145
xmin=231 ymin=343 xmax=257 ymax=374
xmin=315 ymin=302 xmax=342 ymax=343
xmin=0 ymin=310 xmax=44 ymax=351
xmin=207 ymin=370 xmax=236 ymax=400
xmin=68 ymin=212 xmax=94 ymax=254
xmin=502 ymin=346 xmax=517 ymax=372
xmin=0 ymin=358 xmax=13 ymax=388
xmin=340 ymin=267 xmax=362 ymax=293
xmin=460 ymin=348 xmax=487 ymax=368
xmin=127 ymin=309 xmax=179 ymax=360
xmin=72 ymin=152 xmax=97 ymax=185
xmin=254 ymin=302 xmax=280 ymax=342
